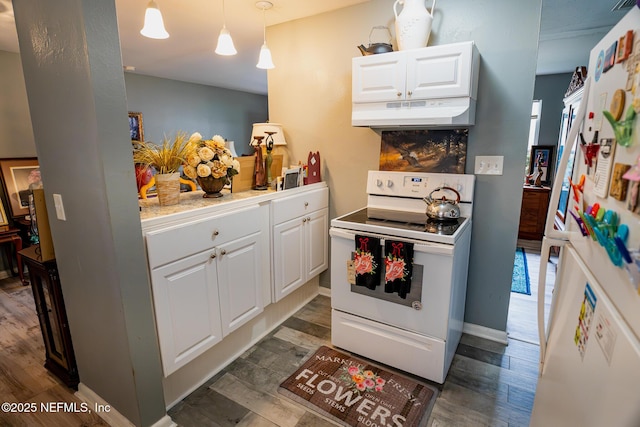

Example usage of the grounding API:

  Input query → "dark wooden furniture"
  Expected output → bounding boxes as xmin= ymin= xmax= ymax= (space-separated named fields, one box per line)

xmin=0 ymin=226 xmax=26 ymax=285
xmin=20 ymin=246 xmax=79 ymax=389
xmin=518 ymin=185 xmax=551 ymax=241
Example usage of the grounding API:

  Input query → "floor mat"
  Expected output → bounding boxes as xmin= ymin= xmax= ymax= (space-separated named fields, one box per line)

xmin=279 ymin=345 xmax=438 ymax=427
xmin=511 ymin=247 xmax=531 ymax=295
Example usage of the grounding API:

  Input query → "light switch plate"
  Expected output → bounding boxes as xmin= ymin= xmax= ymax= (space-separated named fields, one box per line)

xmin=53 ymin=193 xmax=66 ymax=221
xmin=475 ymin=156 xmax=504 ymax=175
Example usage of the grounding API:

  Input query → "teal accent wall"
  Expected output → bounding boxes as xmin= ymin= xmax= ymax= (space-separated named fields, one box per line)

xmin=534 ymin=73 xmax=573 ymax=146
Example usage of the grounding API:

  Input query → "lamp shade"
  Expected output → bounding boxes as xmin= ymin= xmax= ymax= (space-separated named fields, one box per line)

xmin=140 ymin=0 xmax=169 ymax=39
xmin=256 ymin=43 xmax=275 ymax=69
xmin=215 ymin=26 xmax=237 ymax=55
xmin=251 ymin=123 xmax=286 ymax=145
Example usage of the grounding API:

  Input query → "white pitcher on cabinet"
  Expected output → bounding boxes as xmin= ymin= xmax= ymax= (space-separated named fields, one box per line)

xmin=394 ymin=0 xmax=435 ymax=50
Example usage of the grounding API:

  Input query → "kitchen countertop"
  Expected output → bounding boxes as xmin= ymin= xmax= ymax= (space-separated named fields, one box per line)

xmin=139 ymin=182 xmax=327 ymax=231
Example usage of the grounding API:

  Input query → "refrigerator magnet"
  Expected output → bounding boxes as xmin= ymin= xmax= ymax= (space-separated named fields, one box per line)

xmin=609 ymin=163 xmax=631 ymax=201
xmin=616 ymin=30 xmax=634 ymax=63
xmin=596 ymin=50 xmax=605 ymax=81
xmin=604 ymin=40 xmax=618 ymax=73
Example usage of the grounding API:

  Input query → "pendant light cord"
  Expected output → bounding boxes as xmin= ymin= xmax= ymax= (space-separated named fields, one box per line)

xmin=262 ymin=6 xmax=267 ymax=43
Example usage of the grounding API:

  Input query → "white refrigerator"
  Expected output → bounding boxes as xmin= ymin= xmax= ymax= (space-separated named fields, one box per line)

xmin=530 ymin=6 xmax=640 ymax=427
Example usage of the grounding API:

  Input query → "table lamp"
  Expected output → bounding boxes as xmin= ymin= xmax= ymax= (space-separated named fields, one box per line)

xmin=251 ymin=123 xmax=287 ymax=185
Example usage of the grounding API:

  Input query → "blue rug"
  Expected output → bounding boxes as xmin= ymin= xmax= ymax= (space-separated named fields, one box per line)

xmin=511 ymin=248 xmax=531 ymax=295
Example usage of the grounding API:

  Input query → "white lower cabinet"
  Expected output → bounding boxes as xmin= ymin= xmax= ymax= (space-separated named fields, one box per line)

xmin=272 ymin=188 xmax=328 ymax=302
xmin=216 ymin=231 xmax=263 ymax=336
xmin=143 ymin=184 xmax=329 ymax=378
xmin=147 ymin=204 xmax=267 ymax=376
xmin=151 ymin=250 xmax=223 ymax=376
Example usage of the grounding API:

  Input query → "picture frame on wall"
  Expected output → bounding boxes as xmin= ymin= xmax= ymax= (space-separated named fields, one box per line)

xmin=0 ymin=198 xmax=8 ymax=226
xmin=0 ymin=158 xmax=41 ymax=218
xmin=128 ymin=111 xmax=144 ymax=143
xmin=528 ymin=145 xmax=556 ymax=187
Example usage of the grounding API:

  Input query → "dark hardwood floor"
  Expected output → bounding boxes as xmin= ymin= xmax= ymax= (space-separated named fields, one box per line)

xmin=0 ymin=274 xmax=539 ymax=426
xmin=0 ymin=276 xmax=108 ymax=427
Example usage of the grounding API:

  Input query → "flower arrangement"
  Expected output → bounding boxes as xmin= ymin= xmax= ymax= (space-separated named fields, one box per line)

xmin=182 ymin=133 xmax=240 ymax=182
xmin=342 ymin=365 xmax=385 ymax=393
xmin=133 ymin=131 xmax=197 ymax=174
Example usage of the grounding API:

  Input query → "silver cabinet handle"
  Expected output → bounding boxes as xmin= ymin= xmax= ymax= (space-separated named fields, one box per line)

xmin=220 ymin=249 xmax=227 ymax=256
xmin=212 ymin=230 xmax=219 ymax=237
xmin=307 ymin=217 xmax=311 ymax=222
xmin=397 ymin=92 xmax=402 ymax=97
xmin=407 ymin=90 xmax=412 ymax=96
xmin=304 ymin=202 xmax=309 ymax=207
xmin=210 ymin=253 xmax=216 ymax=259
xmin=302 ymin=218 xmax=307 ymax=223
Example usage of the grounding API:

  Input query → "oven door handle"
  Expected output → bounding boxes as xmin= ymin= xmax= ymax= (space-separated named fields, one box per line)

xmin=329 ymin=227 xmax=454 ymax=256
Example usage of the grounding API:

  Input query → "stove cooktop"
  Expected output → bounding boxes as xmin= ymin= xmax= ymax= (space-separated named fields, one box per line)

xmin=331 ymin=208 xmax=471 ymax=245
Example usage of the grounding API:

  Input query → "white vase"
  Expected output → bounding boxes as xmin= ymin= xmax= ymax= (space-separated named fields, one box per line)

xmin=394 ymin=0 xmax=436 ymax=51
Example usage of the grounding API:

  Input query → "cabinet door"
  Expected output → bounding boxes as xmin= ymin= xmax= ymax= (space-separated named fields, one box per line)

xmin=273 ymin=216 xmax=306 ymax=302
xmin=151 ymin=250 xmax=222 ymax=376
xmin=305 ymin=208 xmax=329 ymax=279
xmin=352 ymin=52 xmax=406 ymax=103
xmin=217 ymin=231 xmax=264 ymax=335
xmin=406 ymin=42 xmax=474 ymax=100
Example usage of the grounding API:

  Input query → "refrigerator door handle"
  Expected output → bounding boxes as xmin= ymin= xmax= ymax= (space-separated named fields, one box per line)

xmin=543 ymin=76 xmax=592 ymax=241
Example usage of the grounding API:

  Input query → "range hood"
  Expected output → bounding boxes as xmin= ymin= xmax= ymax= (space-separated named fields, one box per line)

xmin=352 ymin=97 xmax=476 ymax=128
xmin=351 ymin=41 xmax=480 ymax=129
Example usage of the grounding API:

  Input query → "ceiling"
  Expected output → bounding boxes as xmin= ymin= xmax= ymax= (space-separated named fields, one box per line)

xmin=0 ymin=0 xmax=634 ymax=95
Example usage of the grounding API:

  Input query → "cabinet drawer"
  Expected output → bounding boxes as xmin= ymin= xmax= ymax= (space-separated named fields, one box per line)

xmin=272 ymin=187 xmax=328 ymax=224
xmin=146 ymin=205 xmax=264 ymax=269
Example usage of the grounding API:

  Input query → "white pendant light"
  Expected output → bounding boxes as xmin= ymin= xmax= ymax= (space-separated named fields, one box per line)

xmin=140 ymin=0 xmax=169 ymax=39
xmin=215 ymin=0 xmax=237 ymax=56
xmin=256 ymin=1 xmax=275 ymax=69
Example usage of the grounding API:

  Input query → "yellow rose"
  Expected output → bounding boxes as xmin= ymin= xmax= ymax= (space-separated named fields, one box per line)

xmin=183 ymin=165 xmax=197 ymax=180
xmin=186 ymin=152 xmax=201 ymax=168
xmin=198 ymin=147 xmax=215 ymax=162
xmin=196 ymin=163 xmax=212 ymax=177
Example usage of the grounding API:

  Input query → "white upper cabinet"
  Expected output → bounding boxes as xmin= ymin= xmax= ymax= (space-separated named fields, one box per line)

xmin=352 ymin=42 xmax=480 ymax=127
xmin=353 ymin=42 xmax=478 ymax=104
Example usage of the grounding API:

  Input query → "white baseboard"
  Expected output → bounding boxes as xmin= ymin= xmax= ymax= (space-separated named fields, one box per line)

xmin=463 ymin=322 xmax=508 ymax=345
xmin=76 ymin=383 xmax=176 ymax=427
xmin=318 ymin=286 xmax=331 ymax=297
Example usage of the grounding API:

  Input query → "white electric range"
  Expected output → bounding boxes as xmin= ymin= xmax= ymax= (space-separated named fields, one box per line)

xmin=330 ymin=170 xmax=475 ymax=383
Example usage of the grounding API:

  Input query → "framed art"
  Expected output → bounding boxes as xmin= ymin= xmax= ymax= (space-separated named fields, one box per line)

xmin=283 ymin=167 xmax=302 ymax=190
xmin=528 ymin=145 xmax=556 ymax=187
xmin=380 ymin=129 xmax=468 ymax=174
xmin=0 ymin=198 xmax=8 ymax=226
xmin=0 ymin=158 xmax=41 ymax=218
xmin=128 ymin=111 xmax=144 ymax=143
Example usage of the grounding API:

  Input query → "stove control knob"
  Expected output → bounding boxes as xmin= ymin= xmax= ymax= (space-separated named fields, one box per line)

xmin=412 ymin=301 xmax=423 ymax=311
xmin=387 ymin=180 xmax=393 ymax=188
xmin=376 ymin=179 xmax=383 ymax=187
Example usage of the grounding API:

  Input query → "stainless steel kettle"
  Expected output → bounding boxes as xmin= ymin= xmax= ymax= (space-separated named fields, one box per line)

xmin=357 ymin=26 xmax=393 ymax=56
xmin=423 ymin=187 xmax=461 ymax=220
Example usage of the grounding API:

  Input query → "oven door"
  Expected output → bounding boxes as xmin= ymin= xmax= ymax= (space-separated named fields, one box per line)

xmin=330 ymin=227 xmax=464 ymax=340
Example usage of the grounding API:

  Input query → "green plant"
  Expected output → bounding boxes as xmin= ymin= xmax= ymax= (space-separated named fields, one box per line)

xmin=133 ymin=131 xmax=196 ymax=174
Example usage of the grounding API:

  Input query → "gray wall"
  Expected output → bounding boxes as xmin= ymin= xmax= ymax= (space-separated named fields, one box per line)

xmin=124 ymin=73 xmax=268 ymax=155
xmin=13 ymin=0 xmax=166 ymax=425
xmin=534 ymin=73 xmax=573 ymax=146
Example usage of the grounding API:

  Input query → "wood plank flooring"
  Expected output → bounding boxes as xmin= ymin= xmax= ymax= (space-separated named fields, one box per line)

xmin=170 ymin=296 xmax=538 ymax=426
xmin=0 ymin=275 xmax=539 ymax=426
xmin=507 ymin=240 xmax=558 ymax=344
xmin=0 ymin=277 xmax=108 ymax=427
